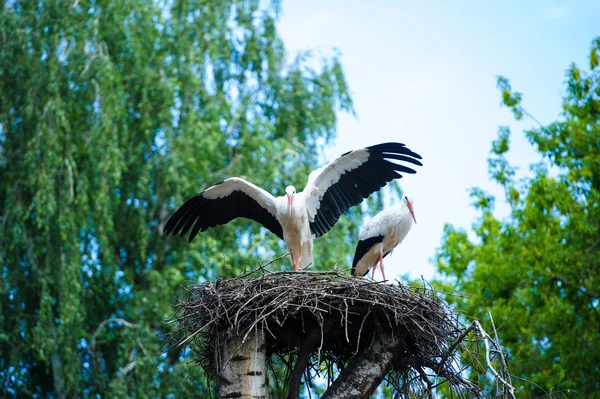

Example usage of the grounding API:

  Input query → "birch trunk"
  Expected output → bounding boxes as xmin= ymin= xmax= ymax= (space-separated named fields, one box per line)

xmin=218 ymin=330 xmax=268 ymax=398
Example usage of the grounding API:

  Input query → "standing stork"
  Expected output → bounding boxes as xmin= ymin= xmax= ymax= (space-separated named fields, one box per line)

xmin=163 ymin=143 xmax=422 ymax=271
xmin=351 ymin=194 xmax=417 ymax=281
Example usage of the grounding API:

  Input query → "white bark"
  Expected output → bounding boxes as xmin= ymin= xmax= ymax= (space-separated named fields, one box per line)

xmin=218 ymin=330 xmax=268 ymax=398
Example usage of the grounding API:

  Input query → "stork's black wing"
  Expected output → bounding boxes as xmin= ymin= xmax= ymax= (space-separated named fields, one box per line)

xmin=164 ymin=178 xmax=283 ymax=242
xmin=303 ymin=142 xmax=422 ymax=237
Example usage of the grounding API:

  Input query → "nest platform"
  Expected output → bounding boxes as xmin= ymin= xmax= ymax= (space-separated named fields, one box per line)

xmin=169 ymin=265 xmax=495 ymax=397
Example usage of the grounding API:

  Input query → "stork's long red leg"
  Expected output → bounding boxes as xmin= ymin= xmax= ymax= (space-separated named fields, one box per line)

xmin=289 ymin=248 xmax=295 ymax=270
xmin=379 ymin=253 xmax=387 ymax=282
xmin=371 ymin=262 xmax=377 ymax=279
xmin=295 ymin=246 xmax=303 ymax=272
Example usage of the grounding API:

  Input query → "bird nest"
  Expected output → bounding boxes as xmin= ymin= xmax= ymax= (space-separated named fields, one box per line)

xmin=169 ymin=261 xmax=514 ymax=397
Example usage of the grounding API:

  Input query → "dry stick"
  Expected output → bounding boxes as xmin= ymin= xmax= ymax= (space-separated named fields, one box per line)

xmin=260 ymin=251 xmax=292 ymax=268
xmin=178 ymin=321 xmax=211 ymax=347
xmin=355 ymin=308 xmax=372 ymax=353
xmin=237 ymin=251 xmax=292 ymax=279
xmin=239 ymin=269 xmax=346 ymax=280
xmin=416 ymin=366 xmax=435 ymax=399
xmin=300 ymin=261 xmax=314 ymax=271
xmin=317 ymin=313 xmax=326 ymax=365
xmin=233 ymin=285 xmax=298 ymax=325
xmin=343 ymin=299 xmax=350 ymax=343
xmin=510 ymin=374 xmax=568 ymax=399
xmin=429 ymin=363 xmax=472 ymax=391
xmin=437 ymin=320 xmax=477 ymax=375
xmin=488 ymin=311 xmax=514 ymax=397
xmin=474 ymin=320 xmax=516 ymax=399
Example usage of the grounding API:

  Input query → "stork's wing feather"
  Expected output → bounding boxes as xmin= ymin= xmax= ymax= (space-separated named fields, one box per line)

xmin=351 ymin=235 xmax=385 ymax=276
xmin=163 ymin=178 xmax=283 ymax=242
xmin=303 ymin=142 xmax=422 ymax=237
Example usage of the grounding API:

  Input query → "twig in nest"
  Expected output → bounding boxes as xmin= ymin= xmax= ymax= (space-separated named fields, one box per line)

xmin=300 ymin=261 xmax=314 ymax=271
xmin=415 ymin=366 xmax=434 ymax=399
xmin=437 ymin=320 xmax=477 ymax=375
xmin=238 ymin=251 xmax=291 ymax=279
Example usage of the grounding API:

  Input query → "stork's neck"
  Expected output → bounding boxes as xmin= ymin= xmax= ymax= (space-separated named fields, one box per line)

xmin=279 ymin=193 xmax=304 ymax=223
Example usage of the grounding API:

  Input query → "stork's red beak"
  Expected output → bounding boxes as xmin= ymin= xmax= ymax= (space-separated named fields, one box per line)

xmin=407 ymin=202 xmax=417 ymax=224
xmin=287 ymin=195 xmax=293 ymax=217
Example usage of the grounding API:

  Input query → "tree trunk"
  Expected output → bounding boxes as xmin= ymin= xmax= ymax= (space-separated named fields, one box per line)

xmin=50 ymin=350 xmax=66 ymax=399
xmin=321 ymin=331 xmax=404 ymax=399
xmin=218 ymin=330 xmax=268 ymax=398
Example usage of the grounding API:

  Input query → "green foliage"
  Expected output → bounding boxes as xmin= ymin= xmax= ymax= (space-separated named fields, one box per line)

xmin=496 ymin=76 xmax=523 ymax=120
xmin=436 ymin=38 xmax=600 ymax=396
xmin=0 ymin=1 xmax=366 ymax=397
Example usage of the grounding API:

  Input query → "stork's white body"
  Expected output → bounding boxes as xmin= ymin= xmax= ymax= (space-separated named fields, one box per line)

xmin=275 ymin=193 xmax=314 ymax=269
xmin=352 ymin=201 xmax=415 ymax=279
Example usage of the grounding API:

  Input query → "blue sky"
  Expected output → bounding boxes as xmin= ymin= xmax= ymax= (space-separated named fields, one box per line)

xmin=277 ymin=1 xmax=600 ymax=280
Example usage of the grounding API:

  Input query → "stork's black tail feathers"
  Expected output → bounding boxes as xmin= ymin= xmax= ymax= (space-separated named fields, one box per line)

xmin=351 ymin=235 xmax=385 ymax=276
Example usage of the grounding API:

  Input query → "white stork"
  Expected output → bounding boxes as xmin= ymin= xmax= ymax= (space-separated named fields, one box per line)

xmin=351 ymin=194 xmax=416 ymax=281
xmin=163 ymin=142 xmax=422 ymax=271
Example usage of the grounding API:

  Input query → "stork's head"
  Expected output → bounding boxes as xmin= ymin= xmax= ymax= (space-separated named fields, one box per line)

xmin=403 ymin=194 xmax=417 ymax=224
xmin=285 ymin=185 xmax=296 ymax=217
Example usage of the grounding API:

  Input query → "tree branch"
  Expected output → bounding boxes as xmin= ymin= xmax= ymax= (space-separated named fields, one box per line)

xmin=90 ymin=318 xmax=139 ymax=353
xmin=321 ymin=330 xmax=405 ymax=399
xmin=288 ymin=326 xmax=324 ymax=399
